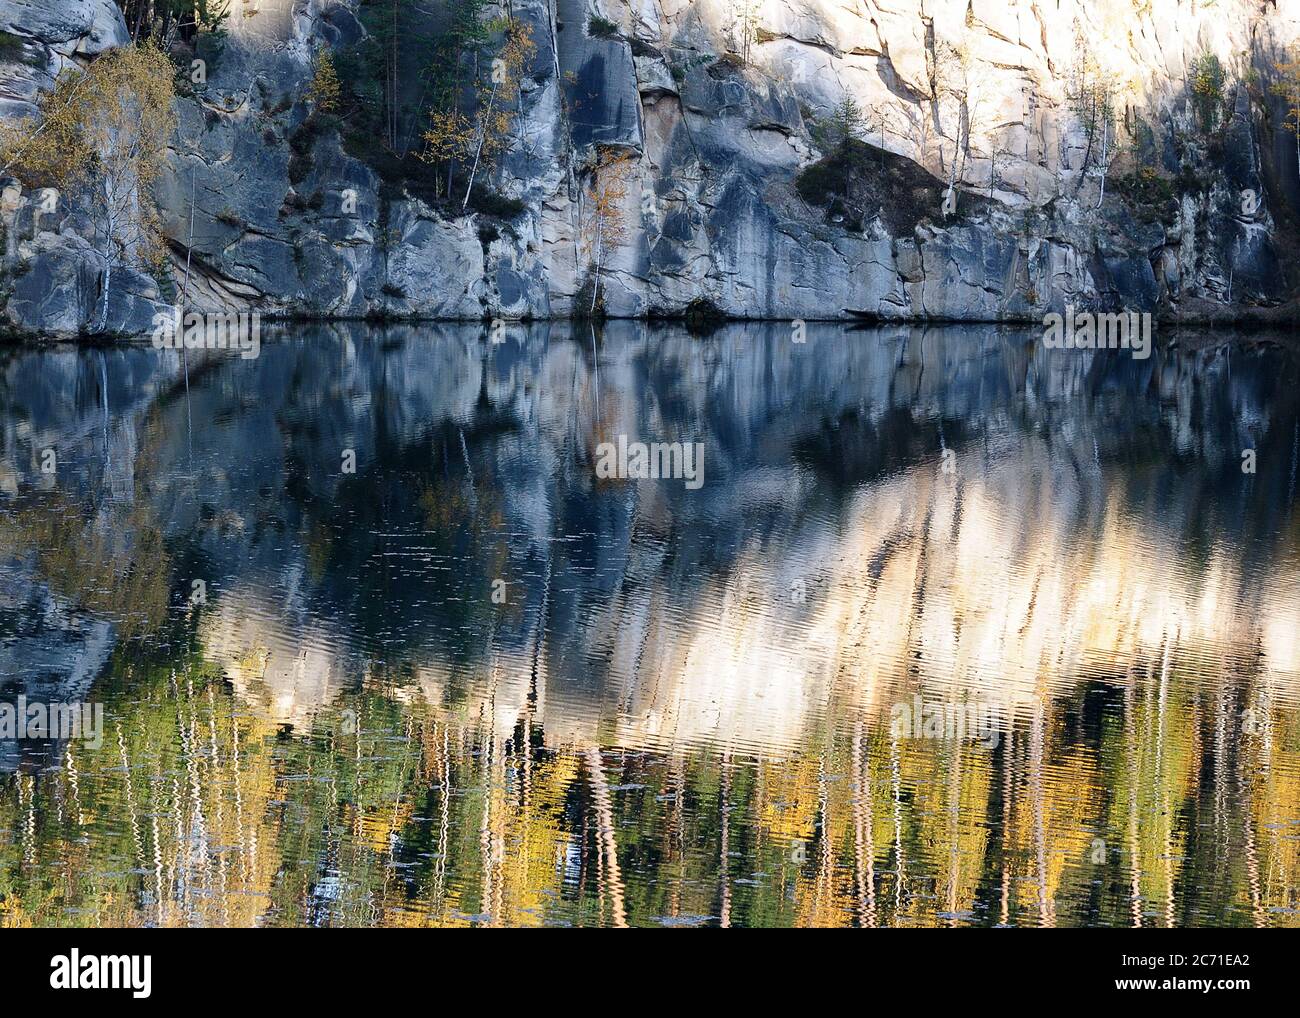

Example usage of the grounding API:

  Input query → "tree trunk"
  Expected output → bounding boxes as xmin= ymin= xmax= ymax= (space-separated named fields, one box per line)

xmin=1095 ymin=120 xmax=1110 ymax=209
xmin=180 ymin=169 xmax=197 ymax=405
xmin=589 ymin=232 xmax=603 ymax=317
xmin=1075 ymin=90 xmax=1097 ymax=197
xmin=180 ymin=168 xmax=197 ymax=306
xmin=584 ymin=748 xmax=627 ymax=928
xmin=943 ymin=138 xmax=960 ymax=218
xmin=463 ymin=79 xmax=500 ymax=211
xmin=94 ymin=260 xmax=113 ymax=335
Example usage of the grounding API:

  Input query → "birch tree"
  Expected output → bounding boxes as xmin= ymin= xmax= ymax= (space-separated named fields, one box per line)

xmin=0 ymin=43 xmax=177 ymax=334
xmin=1067 ymin=53 xmax=1118 ymax=206
xmin=580 ymin=151 xmax=633 ymax=316
xmin=462 ymin=17 xmax=536 ymax=209
xmin=931 ymin=39 xmax=993 ymax=217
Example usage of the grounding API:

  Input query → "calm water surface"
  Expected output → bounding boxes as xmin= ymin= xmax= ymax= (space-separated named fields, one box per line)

xmin=2 ymin=321 xmax=1299 ymax=927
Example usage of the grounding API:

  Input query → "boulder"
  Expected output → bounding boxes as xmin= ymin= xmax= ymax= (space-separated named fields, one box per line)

xmin=0 ymin=0 xmax=128 ymax=55
xmin=6 ymin=231 xmax=166 ymax=338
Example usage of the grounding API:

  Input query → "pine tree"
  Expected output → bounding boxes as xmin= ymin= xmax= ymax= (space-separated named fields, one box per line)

xmin=830 ymin=96 xmax=866 ymax=153
xmin=1272 ymin=56 xmax=1300 ymax=179
xmin=308 ymin=50 xmax=342 ymax=114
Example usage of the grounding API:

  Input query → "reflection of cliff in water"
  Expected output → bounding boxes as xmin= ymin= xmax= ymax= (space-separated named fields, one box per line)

xmin=1 ymin=323 xmax=1298 ymax=760
xmin=0 ymin=564 xmax=113 ymax=773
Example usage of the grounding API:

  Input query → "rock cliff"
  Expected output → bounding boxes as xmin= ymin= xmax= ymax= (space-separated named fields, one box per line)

xmin=2 ymin=0 xmax=1300 ymax=335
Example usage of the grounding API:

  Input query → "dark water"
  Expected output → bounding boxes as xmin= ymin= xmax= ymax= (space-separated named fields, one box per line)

xmin=2 ymin=321 xmax=1299 ymax=927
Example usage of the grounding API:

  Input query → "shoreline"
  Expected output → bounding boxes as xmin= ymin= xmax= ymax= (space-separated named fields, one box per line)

xmin=3 ymin=299 xmax=1299 ymax=347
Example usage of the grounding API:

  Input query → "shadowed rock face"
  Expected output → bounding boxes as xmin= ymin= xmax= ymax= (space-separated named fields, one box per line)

xmin=557 ymin=0 xmax=642 ymax=150
xmin=0 ymin=0 xmax=126 ymax=118
xmin=1 ymin=0 xmax=1299 ymax=335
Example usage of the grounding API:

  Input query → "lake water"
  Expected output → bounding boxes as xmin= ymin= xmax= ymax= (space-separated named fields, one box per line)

xmin=2 ymin=321 xmax=1299 ymax=927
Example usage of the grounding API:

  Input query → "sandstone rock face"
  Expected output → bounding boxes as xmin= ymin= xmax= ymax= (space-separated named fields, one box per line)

xmin=0 ymin=0 xmax=165 ymax=336
xmin=3 ymin=0 xmax=1300 ymax=336
xmin=1 ymin=176 xmax=169 ymax=338
xmin=0 ymin=0 xmax=127 ymax=54
xmin=0 ymin=0 xmax=128 ymax=120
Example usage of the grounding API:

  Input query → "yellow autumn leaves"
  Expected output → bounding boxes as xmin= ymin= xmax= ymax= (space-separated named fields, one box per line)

xmin=418 ymin=18 xmax=535 ymax=202
xmin=0 ymin=41 xmax=176 ymax=272
xmin=306 ymin=50 xmax=341 ymax=115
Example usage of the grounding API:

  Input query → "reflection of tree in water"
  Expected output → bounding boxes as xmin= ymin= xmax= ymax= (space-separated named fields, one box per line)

xmin=0 ymin=493 xmax=171 ymax=642
xmin=1 ymin=647 xmax=1297 ymax=927
xmin=2 ymin=323 xmax=1300 ymax=925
